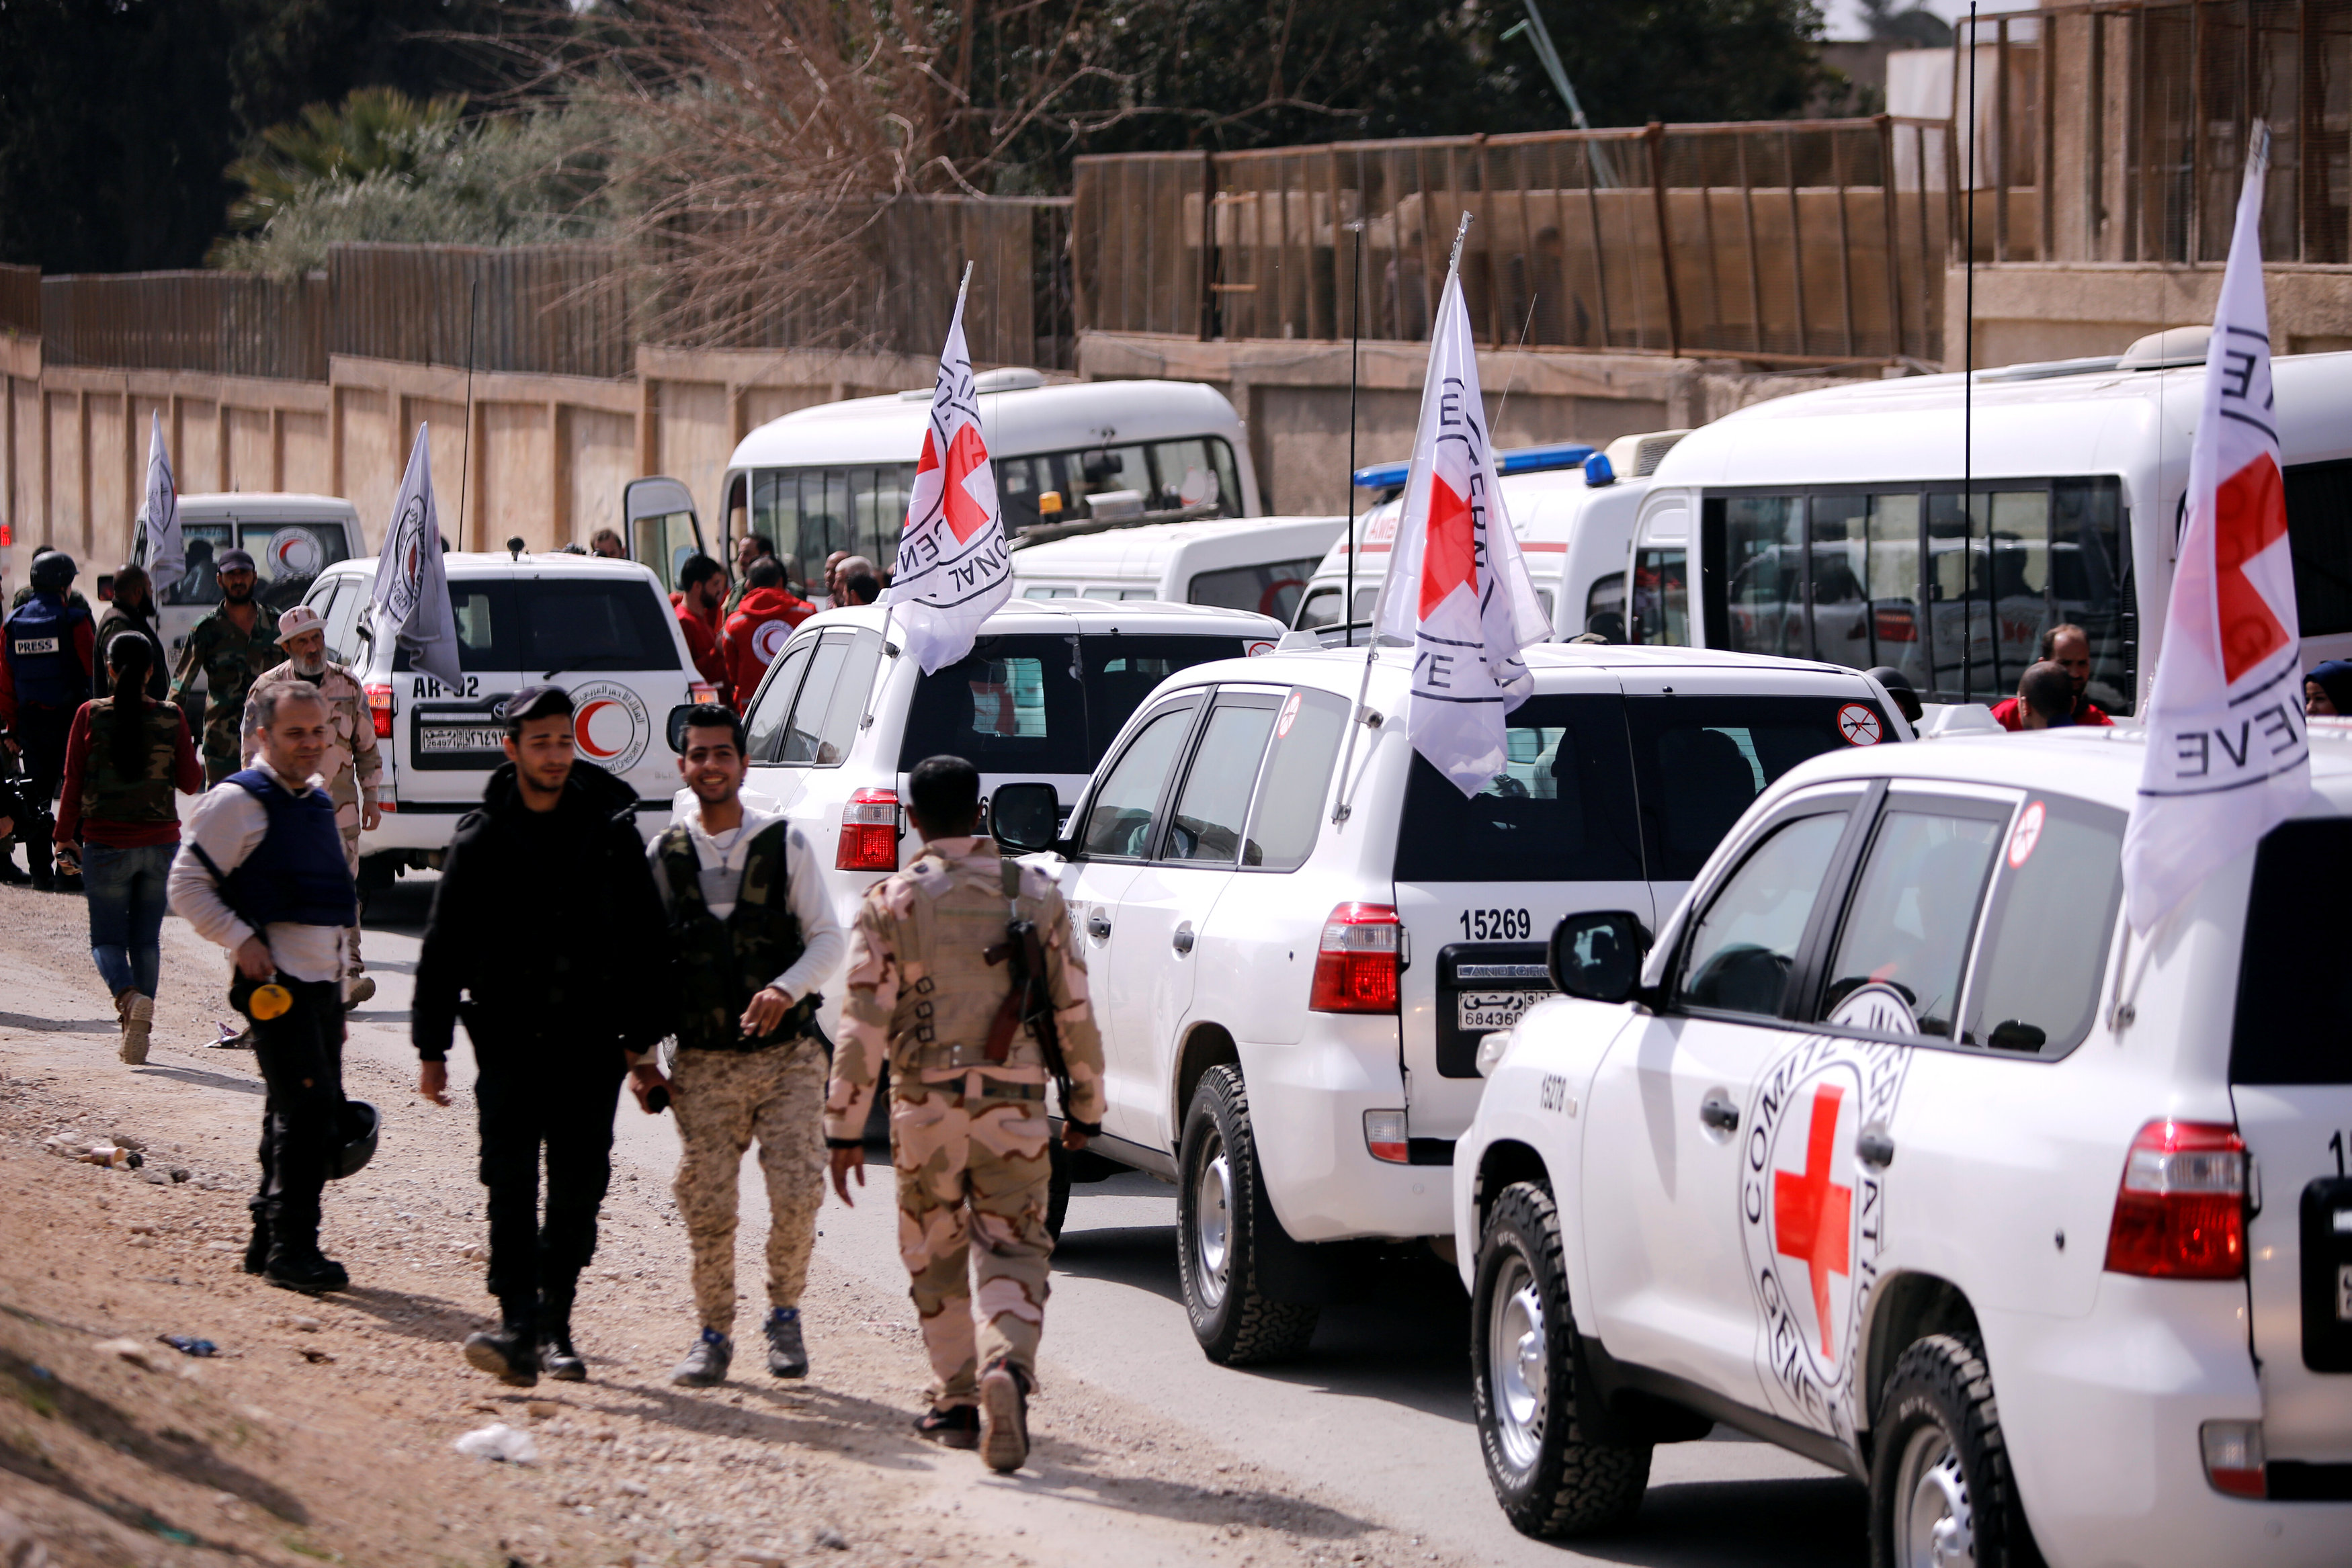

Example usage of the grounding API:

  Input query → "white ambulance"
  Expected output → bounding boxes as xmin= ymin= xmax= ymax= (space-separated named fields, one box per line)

xmin=132 ymin=492 xmax=366 ymax=670
xmin=1456 ymin=724 xmax=2352 ymax=1563
xmin=1009 ymin=515 xmax=1346 ymax=623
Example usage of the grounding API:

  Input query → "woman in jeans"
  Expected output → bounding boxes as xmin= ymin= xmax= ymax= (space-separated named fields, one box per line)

xmin=56 ymin=634 xmax=202 ymax=1063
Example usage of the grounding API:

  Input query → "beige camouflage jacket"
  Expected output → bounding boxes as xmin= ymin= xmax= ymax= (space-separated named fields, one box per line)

xmin=825 ymin=836 xmax=1105 ymax=1141
xmin=239 ymin=662 xmax=383 ymax=833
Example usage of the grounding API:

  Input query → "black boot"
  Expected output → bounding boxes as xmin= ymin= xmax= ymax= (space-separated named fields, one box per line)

xmin=538 ymin=1284 xmax=585 ymax=1382
xmin=263 ymin=1244 xmax=349 ymax=1294
xmin=464 ymin=1301 xmax=539 ymax=1388
xmin=241 ymin=1207 xmax=271 ymax=1275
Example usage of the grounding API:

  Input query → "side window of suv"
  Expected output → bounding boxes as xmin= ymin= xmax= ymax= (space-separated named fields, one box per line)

xmin=775 ymin=630 xmax=882 ymax=767
xmin=1961 ymin=795 xmax=2125 ymax=1057
xmin=1079 ymin=701 xmax=1200 ymax=859
xmin=1242 ymin=687 xmax=1349 ymax=871
xmin=1161 ymin=695 xmax=1280 ymax=865
xmin=1674 ymin=811 xmax=1851 ymax=1016
xmin=745 ymin=639 xmax=814 ymax=763
xmin=1820 ymin=799 xmax=2006 ymax=1037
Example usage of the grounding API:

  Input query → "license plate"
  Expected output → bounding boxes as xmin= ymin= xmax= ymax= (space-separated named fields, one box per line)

xmin=1458 ymin=990 xmax=1552 ymax=1031
xmin=419 ymin=725 xmax=499 ymax=754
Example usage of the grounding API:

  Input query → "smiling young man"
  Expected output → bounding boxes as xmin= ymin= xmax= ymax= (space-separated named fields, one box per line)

xmin=412 ymin=685 xmax=672 ymax=1387
xmin=167 ymin=682 xmax=357 ymax=1293
xmin=644 ymin=703 xmax=843 ymax=1387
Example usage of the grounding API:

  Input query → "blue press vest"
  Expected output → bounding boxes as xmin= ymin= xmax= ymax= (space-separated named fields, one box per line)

xmin=3 ymin=594 xmax=91 ymax=709
xmin=222 ymin=769 xmax=358 ymax=928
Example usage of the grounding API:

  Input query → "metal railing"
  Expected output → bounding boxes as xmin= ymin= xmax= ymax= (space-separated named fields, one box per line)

xmin=1073 ymin=118 xmax=1955 ymax=365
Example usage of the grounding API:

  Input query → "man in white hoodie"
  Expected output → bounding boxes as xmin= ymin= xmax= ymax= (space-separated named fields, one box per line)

xmin=643 ymin=703 xmax=843 ymax=1386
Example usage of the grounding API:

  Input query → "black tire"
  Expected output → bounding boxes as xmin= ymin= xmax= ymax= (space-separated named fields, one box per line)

xmin=1045 ymin=1139 xmax=1071 ymax=1242
xmin=1470 ymin=1181 xmax=1652 ymax=1538
xmin=1870 ymin=1334 xmax=2039 ymax=1568
xmin=1175 ymin=1065 xmax=1319 ymax=1364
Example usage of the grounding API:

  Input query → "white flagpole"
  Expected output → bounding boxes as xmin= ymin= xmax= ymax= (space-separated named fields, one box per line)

xmin=1332 ymin=211 xmax=1474 ymax=825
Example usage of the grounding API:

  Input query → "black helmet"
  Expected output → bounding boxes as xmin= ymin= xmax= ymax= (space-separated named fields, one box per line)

xmin=329 ymin=1100 xmax=380 ymax=1180
xmin=29 ymin=551 xmax=76 ymax=593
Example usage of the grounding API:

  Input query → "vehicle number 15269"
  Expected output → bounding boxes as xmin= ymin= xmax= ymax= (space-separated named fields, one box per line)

xmin=1459 ymin=908 xmax=1532 ymax=941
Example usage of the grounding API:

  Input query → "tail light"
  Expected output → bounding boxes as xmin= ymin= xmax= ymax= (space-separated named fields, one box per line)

xmin=689 ymin=681 xmax=719 ymax=705
xmin=2199 ymin=1420 xmax=2266 ymax=1498
xmin=365 ymin=683 xmax=393 ymax=739
xmin=1310 ymin=903 xmax=1402 ymax=1013
xmin=1363 ymin=1110 xmax=1409 ymax=1164
xmin=1874 ymin=607 xmax=1919 ymax=643
xmin=836 ymin=787 xmax=901 ymax=872
xmin=2104 ymin=1119 xmax=2247 ymax=1280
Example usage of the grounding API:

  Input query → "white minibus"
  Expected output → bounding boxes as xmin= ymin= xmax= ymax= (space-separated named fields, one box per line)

xmin=1625 ymin=336 xmax=2352 ymax=715
xmin=1009 ymin=514 xmax=1345 ymax=622
xmin=1292 ymin=431 xmax=1690 ymax=641
xmin=716 ymin=371 xmax=1263 ymax=574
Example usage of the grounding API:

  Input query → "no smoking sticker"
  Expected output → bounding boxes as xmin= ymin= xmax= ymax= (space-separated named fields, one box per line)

xmin=2009 ymin=800 xmax=2046 ymax=867
xmin=1275 ymin=690 xmax=1303 ymax=738
xmin=1837 ymin=703 xmax=1882 ymax=746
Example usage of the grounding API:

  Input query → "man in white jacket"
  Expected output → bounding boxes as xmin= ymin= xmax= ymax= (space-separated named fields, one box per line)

xmin=642 ymin=703 xmax=843 ymax=1387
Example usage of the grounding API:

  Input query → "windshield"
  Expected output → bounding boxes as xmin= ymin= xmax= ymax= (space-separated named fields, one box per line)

xmin=2233 ymin=818 xmax=2352 ymax=1084
xmin=896 ymin=633 xmax=1246 ymax=775
xmin=152 ymin=519 xmax=353 ymax=613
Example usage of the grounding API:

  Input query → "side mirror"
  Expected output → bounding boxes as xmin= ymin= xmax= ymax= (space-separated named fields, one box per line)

xmin=989 ymin=781 xmax=1061 ymax=855
xmin=1548 ymin=912 xmax=1651 ymax=1005
xmin=665 ymin=705 xmax=695 ymax=755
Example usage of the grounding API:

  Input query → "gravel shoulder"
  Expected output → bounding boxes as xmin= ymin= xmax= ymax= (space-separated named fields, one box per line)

xmin=0 ymin=884 xmax=1449 ymax=1568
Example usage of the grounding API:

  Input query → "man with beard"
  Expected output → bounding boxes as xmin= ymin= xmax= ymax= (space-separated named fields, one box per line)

xmin=673 ymin=555 xmax=732 ymax=707
xmin=413 ymin=685 xmax=672 ymax=1387
xmin=170 ymin=548 xmax=282 ymax=787
xmin=241 ymin=606 xmax=384 ymax=1006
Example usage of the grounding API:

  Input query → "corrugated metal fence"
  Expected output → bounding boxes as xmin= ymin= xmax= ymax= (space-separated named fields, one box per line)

xmin=0 ymin=264 xmax=38 ymax=337
xmin=1075 ymin=116 xmax=1955 ymax=365
xmin=40 ymin=270 xmax=328 ymax=378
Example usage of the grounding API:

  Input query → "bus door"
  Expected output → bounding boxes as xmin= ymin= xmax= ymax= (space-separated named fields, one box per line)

xmin=624 ymin=478 xmax=708 ymax=593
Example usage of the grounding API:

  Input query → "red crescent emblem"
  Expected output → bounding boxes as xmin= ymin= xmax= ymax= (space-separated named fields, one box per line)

xmin=575 ymin=699 xmax=623 ymax=759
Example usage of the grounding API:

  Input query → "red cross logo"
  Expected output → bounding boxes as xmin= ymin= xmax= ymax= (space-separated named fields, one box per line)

xmin=2214 ymin=453 xmax=2291 ymax=685
xmin=1773 ymin=1084 xmax=1853 ymax=1362
xmin=1418 ymin=472 xmax=1476 ymax=619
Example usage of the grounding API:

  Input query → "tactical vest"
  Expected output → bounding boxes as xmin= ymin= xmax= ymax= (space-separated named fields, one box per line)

xmin=220 ymin=769 xmax=358 ymax=928
xmin=3 ymin=594 xmax=91 ymax=709
xmin=79 ymin=699 xmax=185 ymax=827
xmin=890 ymin=846 xmax=1048 ymax=1078
xmin=657 ymin=818 xmax=819 ymax=1051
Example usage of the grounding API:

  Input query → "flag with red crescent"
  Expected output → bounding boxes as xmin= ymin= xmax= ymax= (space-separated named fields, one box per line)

xmin=1368 ymin=269 xmax=1547 ymax=795
xmin=2122 ymin=122 xmax=2310 ymax=933
xmin=883 ymin=288 xmax=1013 ymax=674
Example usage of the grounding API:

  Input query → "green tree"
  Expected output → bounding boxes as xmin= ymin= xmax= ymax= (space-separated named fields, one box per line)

xmin=222 ymin=87 xmax=470 ymax=234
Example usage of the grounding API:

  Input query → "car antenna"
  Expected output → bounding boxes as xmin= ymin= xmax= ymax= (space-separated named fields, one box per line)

xmin=1345 ymin=218 xmax=1363 ymax=651
xmin=458 ymin=274 xmax=479 ymax=554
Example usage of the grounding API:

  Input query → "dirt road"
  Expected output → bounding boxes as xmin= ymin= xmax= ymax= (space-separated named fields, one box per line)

xmin=0 ymin=882 xmax=1447 ymax=1568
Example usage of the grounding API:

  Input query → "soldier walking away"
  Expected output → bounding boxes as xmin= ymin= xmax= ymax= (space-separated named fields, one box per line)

xmin=167 ymin=682 xmax=360 ymax=1293
xmin=1 ymin=550 xmax=97 ymax=891
xmin=825 ymin=755 xmax=1106 ymax=1473
xmin=169 ymin=548 xmax=282 ymax=787
xmin=646 ymin=703 xmax=843 ymax=1387
xmin=242 ymin=606 xmax=384 ymax=1006
xmin=413 ymin=685 xmax=671 ymax=1388
xmin=56 ymin=634 xmax=203 ymax=1063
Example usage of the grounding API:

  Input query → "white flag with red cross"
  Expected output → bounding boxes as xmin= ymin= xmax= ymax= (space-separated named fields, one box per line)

xmin=882 ymin=279 xmax=1013 ymax=675
xmin=2122 ymin=123 xmax=2309 ymax=934
xmin=1370 ymin=270 xmax=1548 ymax=795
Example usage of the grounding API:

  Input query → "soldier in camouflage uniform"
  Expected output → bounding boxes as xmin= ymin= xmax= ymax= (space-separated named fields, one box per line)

xmin=169 ymin=548 xmax=280 ymax=786
xmin=241 ymin=605 xmax=382 ymax=1002
xmin=643 ymin=703 xmax=843 ymax=1388
xmin=825 ymin=754 xmax=1105 ymax=1473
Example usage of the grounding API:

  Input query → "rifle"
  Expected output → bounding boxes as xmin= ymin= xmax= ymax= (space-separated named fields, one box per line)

xmin=983 ymin=861 xmax=1086 ymax=1128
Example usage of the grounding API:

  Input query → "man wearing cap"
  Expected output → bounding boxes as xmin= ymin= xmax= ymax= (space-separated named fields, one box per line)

xmin=242 ymin=606 xmax=384 ymax=1005
xmin=412 ymin=684 xmax=673 ymax=1387
xmin=1 ymin=550 xmax=96 ymax=889
xmin=167 ymin=679 xmax=357 ymax=1294
xmin=170 ymin=548 xmax=282 ymax=787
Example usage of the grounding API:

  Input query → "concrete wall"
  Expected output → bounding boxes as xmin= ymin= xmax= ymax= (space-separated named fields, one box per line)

xmin=1946 ymin=263 xmax=2352 ymax=369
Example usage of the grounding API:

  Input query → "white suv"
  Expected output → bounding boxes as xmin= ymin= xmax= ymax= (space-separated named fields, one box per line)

xmin=300 ymin=551 xmax=708 ymax=879
xmin=1454 ymin=726 xmax=2352 ymax=1564
xmin=988 ymin=642 xmax=1908 ymax=1364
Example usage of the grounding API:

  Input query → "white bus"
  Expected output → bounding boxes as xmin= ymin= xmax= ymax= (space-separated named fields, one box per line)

xmin=1625 ymin=337 xmax=2352 ymax=715
xmin=1292 ymin=431 xmax=1691 ymax=640
xmin=717 ymin=371 xmax=1263 ymax=574
xmin=1009 ymin=514 xmax=1345 ymax=622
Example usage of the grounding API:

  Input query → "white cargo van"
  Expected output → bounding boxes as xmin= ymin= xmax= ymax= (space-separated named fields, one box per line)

xmin=131 ymin=492 xmax=365 ymax=671
xmin=1009 ymin=515 xmax=1345 ymax=623
xmin=1294 ymin=431 xmax=1689 ymax=642
xmin=716 ymin=372 xmax=1263 ymax=575
xmin=1624 ymin=338 xmax=2352 ymax=715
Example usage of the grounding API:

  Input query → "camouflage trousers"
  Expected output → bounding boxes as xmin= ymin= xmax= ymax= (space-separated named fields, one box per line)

xmin=671 ymin=1040 xmax=827 ymax=1334
xmin=892 ymin=1084 xmax=1054 ymax=1407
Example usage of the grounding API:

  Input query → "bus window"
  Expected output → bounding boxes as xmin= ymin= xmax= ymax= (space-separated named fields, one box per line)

xmin=1721 ymin=496 xmax=1806 ymax=660
xmin=1807 ymin=493 xmax=1924 ymax=677
xmin=1583 ymin=572 xmax=1626 ymax=641
xmin=1925 ymin=484 xmax=2124 ymax=708
xmin=751 ymin=464 xmax=920 ymax=574
xmin=2284 ymin=458 xmax=2352 ymax=638
xmin=1632 ymin=549 xmax=1688 ymax=644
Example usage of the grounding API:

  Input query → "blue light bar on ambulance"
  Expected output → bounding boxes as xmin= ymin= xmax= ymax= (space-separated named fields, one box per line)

xmin=1349 ymin=441 xmax=1595 ymax=491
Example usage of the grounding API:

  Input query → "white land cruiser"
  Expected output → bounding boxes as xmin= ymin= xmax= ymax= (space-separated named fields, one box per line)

xmin=1454 ymin=725 xmax=2352 ymax=1565
xmin=299 ymin=550 xmax=708 ymax=877
xmin=987 ymin=642 xmax=1908 ymax=1364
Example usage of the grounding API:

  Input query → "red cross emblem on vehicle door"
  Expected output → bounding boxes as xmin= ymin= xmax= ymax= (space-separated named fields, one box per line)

xmin=1773 ymin=1084 xmax=1853 ymax=1361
